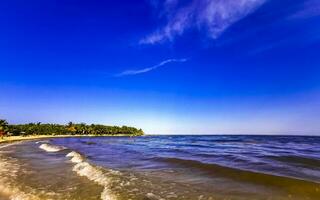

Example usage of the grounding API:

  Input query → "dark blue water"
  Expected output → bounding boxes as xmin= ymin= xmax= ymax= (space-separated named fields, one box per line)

xmin=52 ymin=135 xmax=320 ymax=183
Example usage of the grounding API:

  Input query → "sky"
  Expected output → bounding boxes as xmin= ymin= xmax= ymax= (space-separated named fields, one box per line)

xmin=0 ymin=0 xmax=320 ymax=134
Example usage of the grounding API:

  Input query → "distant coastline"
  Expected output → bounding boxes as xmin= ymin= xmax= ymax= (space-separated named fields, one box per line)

xmin=0 ymin=119 xmax=144 ymax=144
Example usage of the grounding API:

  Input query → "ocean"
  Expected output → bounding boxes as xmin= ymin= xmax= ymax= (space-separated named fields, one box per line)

xmin=0 ymin=135 xmax=319 ymax=200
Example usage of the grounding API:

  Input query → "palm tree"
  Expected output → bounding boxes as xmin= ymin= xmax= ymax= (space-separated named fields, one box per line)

xmin=66 ymin=121 xmax=76 ymax=134
xmin=67 ymin=121 xmax=74 ymax=128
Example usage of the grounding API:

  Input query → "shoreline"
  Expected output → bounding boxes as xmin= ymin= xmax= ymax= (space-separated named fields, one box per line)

xmin=0 ymin=134 xmax=142 ymax=144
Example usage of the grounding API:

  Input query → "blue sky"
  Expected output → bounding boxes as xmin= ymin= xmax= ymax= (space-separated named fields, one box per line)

xmin=0 ymin=0 xmax=319 ymax=134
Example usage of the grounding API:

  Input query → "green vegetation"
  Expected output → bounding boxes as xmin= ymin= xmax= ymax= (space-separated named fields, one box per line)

xmin=0 ymin=119 xmax=144 ymax=136
xmin=0 ymin=119 xmax=9 ymax=138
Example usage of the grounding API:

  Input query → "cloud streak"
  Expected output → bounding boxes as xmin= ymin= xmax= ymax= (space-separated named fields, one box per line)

xmin=141 ymin=0 xmax=267 ymax=44
xmin=115 ymin=58 xmax=188 ymax=77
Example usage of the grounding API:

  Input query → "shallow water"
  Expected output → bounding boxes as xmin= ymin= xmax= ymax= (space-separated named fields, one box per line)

xmin=0 ymin=135 xmax=320 ymax=200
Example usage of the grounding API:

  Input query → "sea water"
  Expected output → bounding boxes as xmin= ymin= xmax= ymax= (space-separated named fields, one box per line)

xmin=0 ymin=135 xmax=320 ymax=200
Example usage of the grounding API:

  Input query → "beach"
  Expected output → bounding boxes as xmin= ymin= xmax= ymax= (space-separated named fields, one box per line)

xmin=2 ymin=0 xmax=319 ymax=199
xmin=0 ymin=135 xmax=70 ymax=144
xmin=0 ymin=134 xmax=137 ymax=144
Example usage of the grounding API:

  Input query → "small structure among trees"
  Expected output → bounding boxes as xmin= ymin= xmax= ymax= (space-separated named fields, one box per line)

xmin=0 ymin=119 xmax=8 ymax=138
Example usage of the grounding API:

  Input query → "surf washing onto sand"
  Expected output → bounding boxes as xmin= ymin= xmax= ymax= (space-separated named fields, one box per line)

xmin=66 ymin=151 xmax=119 ymax=200
xmin=39 ymin=143 xmax=119 ymax=200
xmin=0 ymin=135 xmax=320 ymax=200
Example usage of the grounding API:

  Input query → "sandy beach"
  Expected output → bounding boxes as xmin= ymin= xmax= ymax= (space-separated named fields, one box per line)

xmin=0 ymin=135 xmax=87 ymax=144
xmin=0 ymin=134 xmax=136 ymax=144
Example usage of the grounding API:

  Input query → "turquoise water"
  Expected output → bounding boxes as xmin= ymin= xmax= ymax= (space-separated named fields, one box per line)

xmin=0 ymin=135 xmax=320 ymax=199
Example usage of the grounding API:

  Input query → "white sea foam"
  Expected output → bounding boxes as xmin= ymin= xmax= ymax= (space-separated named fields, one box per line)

xmin=35 ymin=140 xmax=50 ymax=144
xmin=39 ymin=143 xmax=119 ymax=200
xmin=39 ymin=143 xmax=66 ymax=152
xmin=0 ymin=143 xmax=52 ymax=200
xmin=69 ymin=159 xmax=118 ymax=200
xmin=66 ymin=151 xmax=84 ymax=163
xmin=0 ymin=156 xmax=43 ymax=200
xmin=101 ymin=187 xmax=115 ymax=200
xmin=146 ymin=193 xmax=165 ymax=200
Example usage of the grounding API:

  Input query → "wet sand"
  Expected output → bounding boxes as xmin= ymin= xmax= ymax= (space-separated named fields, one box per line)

xmin=0 ymin=192 xmax=9 ymax=200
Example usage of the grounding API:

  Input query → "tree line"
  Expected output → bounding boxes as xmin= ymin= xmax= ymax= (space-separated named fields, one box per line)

xmin=0 ymin=119 xmax=144 ymax=137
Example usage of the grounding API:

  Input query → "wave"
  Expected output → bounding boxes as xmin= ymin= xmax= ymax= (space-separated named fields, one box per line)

xmin=66 ymin=151 xmax=84 ymax=163
xmin=37 ymin=140 xmax=121 ymax=200
xmin=266 ymin=155 xmax=320 ymax=168
xmin=0 ymin=141 xmax=22 ymax=150
xmin=66 ymin=153 xmax=120 ymax=200
xmin=39 ymin=143 xmax=66 ymax=152
xmin=35 ymin=140 xmax=51 ymax=144
xmin=73 ymin=162 xmax=116 ymax=200
xmin=156 ymin=157 xmax=320 ymax=196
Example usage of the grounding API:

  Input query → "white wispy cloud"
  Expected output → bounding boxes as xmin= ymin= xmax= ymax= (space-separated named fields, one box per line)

xmin=115 ymin=58 xmax=188 ymax=77
xmin=141 ymin=0 xmax=266 ymax=44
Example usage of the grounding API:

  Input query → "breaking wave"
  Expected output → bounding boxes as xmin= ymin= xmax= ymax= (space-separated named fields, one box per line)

xmin=66 ymin=150 xmax=120 ymax=200
xmin=35 ymin=140 xmax=50 ymax=144
xmin=66 ymin=151 xmax=84 ymax=163
xmin=38 ymin=141 xmax=120 ymax=200
xmin=39 ymin=143 xmax=66 ymax=152
xmin=72 ymin=162 xmax=116 ymax=200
